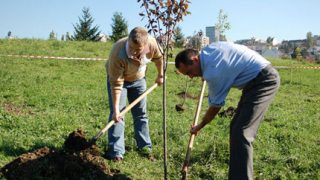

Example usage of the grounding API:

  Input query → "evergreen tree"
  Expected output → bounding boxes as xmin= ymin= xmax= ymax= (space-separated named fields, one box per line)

xmin=49 ymin=30 xmax=56 ymax=40
xmin=66 ymin=32 xmax=71 ymax=41
xmin=110 ymin=12 xmax=128 ymax=42
xmin=306 ymin=32 xmax=314 ymax=49
xmin=174 ymin=26 xmax=184 ymax=48
xmin=72 ymin=7 xmax=101 ymax=41
xmin=266 ymin=36 xmax=273 ymax=47
xmin=266 ymin=37 xmax=272 ymax=44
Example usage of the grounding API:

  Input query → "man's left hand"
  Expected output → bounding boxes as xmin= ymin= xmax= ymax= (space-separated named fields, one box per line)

xmin=155 ymin=76 xmax=164 ymax=86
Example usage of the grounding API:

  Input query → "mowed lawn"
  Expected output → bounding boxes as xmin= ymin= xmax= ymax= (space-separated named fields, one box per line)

xmin=0 ymin=39 xmax=320 ymax=179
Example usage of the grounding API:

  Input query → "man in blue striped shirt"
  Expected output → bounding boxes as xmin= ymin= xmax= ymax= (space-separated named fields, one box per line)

xmin=175 ymin=42 xmax=280 ymax=180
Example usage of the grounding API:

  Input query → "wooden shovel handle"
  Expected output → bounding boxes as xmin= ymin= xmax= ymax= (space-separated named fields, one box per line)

xmin=182 ymin=80 xmax=206 ymax=180
xmin=92 ymin=83 xmax=158 ymax=142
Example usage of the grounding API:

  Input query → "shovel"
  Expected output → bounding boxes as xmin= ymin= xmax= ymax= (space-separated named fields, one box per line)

xmin=181 ymin=80 xmax=206 ymax=180
xmin=91 ymin=83 xmax=158 ymax=143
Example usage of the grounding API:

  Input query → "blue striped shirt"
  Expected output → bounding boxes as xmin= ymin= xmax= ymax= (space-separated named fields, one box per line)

xmin=200 ymin=42 xmax=270 ymax=107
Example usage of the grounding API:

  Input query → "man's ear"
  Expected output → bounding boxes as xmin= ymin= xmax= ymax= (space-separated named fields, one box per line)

xmin=191 ymin=56 xmax=200 ymax=63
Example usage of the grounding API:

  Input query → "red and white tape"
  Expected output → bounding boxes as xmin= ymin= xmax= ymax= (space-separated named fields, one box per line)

xmin=0 ymin=54 xmax=107 ymax=61
xmin=295 ymin=66 xmax=320 ymax=69
xmin=1 ymin=54 xmax=320 ymax=69
xmin=274 ymin=66 xmax=320 ymax=69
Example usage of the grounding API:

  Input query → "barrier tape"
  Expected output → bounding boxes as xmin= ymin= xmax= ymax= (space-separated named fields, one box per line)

xmin=1 ymin=54 xmax=319 ymax=69
xmin=0 ymin=54 xmax=107 ymax=61
xmin=274 ymin=66 xmax=320 ymax=69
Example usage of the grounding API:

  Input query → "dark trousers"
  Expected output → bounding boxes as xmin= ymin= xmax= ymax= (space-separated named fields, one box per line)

xmin=229 ymin=65 xmax=280 ymax=180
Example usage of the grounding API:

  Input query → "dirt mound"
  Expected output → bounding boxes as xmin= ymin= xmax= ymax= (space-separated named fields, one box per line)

xmin=175 ymin=104 xmax=187 ymax=111
xmin=1 ymin=128 xmax=132 ymax=180
xmin=64 ymin=128 xmax=96 ymax=152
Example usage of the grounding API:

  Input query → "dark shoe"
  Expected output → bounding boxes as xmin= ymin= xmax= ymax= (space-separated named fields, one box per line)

xmin=138 ymin=148 xmax=157 ymax=162
xmin=112 ymin=157 xmax=122 ymax=163
xmin=147 ymin=154 xmax=157 ymax=162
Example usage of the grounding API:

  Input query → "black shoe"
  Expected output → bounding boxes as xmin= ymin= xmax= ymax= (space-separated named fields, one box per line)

xmin=138 ymin=148 xmax=157 ymax=162
xmin=147 ymin=154 xmax=157 ymax=162
xmin=112 ymin=157 xmax=122 ymax=163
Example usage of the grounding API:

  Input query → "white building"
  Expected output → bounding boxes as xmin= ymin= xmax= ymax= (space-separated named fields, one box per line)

xmin=206 ymin=26 xmax=220 ymax=44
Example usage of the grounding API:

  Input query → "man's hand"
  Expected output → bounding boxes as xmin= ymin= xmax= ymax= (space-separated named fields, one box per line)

xmin=190 ymin=124 xmax=202 ymax=136
xmin=155 ymin=76 xmax=164 ymax=86
xmin=112 ymin=110 xmax=122 ymax=123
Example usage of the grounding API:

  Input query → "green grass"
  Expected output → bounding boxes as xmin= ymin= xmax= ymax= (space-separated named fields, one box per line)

xmin=1 ymin=39 xmax=320 ymax=179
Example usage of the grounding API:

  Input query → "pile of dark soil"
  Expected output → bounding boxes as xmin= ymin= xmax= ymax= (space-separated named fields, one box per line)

xmin=175 ymin=104 xmax=187 ymax=111
xmin=1 ymin=129 xmax=132 ymax=180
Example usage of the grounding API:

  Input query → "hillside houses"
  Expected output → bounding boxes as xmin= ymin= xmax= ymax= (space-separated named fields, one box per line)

xmin=280 ymin=38 xmax=320 ymax=61
xmin=235 ymin=37 xmax=281 ymax=58
xmin=183 ymin=33 xmax=320 ymax=61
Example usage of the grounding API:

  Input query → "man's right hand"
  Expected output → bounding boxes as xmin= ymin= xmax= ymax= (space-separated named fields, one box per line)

xmin=112 ymin=110 xmax=122 ymax=123
xmin=190 ymin=124 xmax=202 ymax=136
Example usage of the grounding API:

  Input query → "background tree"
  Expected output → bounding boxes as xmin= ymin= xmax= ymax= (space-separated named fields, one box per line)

xmin=301 ymin=48 xmax=310 ymax=57
xmin=215 ymin=9 xmax=231 ymax=42
xmin=292 ymin=46 xmax=302 ymax=61
xmin=66 ymin=32 xmax=71 ymax=41
xmin=220 ymin=34 xmax=227 ymax=41
xmin=49 ymin=30 xmax=56 ymax=40
xmin=191 ymin=30 xmax=202 ymax=50
xmin=173 ymin=26 xmax=184 ymax=48
xmin=295 ymin=47 xmax=303 ymax=92
xmin=306 ymin=31 xmax=314 ymax=49
xmin=110 ymin=12 xmax=128 ymax=42
xmin=266 ymin=36 xmax=273 ymax=47
xmin=72 ymin=7 xmax=101 ymax=41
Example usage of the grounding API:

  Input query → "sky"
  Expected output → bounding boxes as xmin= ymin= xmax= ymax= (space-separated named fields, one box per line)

xmin=1 ymin=0 xmax=320 ymax=43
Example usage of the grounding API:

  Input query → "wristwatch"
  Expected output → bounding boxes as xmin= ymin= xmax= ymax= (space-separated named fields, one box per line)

xmin=158 ymin=75 xmax=164 ymax=78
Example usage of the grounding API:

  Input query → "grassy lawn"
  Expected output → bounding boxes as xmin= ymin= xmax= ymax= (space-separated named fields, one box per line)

xmin=0 ymin=39 xmax=319 ymax=179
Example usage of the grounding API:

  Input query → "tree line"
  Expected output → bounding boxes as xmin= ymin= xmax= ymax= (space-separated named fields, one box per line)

xmin=49 ymin=7 xmax=129 ymax=43
xmin=48 ymin=7 xmax=232 ymax=49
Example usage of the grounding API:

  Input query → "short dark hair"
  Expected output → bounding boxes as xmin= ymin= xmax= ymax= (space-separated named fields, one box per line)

xmin=175 ymin=49 xmax=199 ymax=68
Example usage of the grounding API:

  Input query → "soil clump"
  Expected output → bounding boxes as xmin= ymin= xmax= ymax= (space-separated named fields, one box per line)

xmin=1 ymin=128 xmax=132 ymax=180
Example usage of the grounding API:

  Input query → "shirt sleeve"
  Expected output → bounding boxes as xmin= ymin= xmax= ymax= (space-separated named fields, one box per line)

xmin=148 ymin=36 xmax=163 ymax=67
xmin=207 ymin=76 xmax=233 ymax=108
xmin=106 ymin=56 xmax=125 ymax=94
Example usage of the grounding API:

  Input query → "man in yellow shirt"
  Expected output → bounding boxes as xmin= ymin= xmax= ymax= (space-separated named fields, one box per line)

xmin=105 ymin=27 xmax=163 ymax=163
